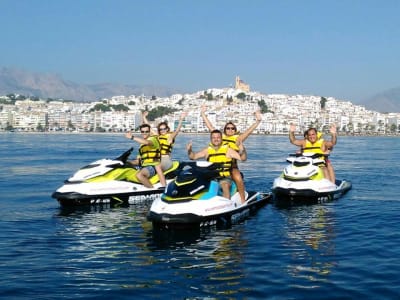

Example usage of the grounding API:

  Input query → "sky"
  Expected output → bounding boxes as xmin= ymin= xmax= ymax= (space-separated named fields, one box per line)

xmin=1 ymin=0 xmax=399 ymax=103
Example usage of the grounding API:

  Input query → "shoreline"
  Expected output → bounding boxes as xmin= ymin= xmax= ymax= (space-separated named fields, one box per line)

xmin=1 ymin=130 xmax=399 ymax=137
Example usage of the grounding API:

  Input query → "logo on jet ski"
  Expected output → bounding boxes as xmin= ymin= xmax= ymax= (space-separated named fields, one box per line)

xmin=128 ymin=193 xmax=160 ymax=204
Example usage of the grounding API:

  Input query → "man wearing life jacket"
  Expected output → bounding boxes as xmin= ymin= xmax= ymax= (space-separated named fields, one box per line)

xmin=125 ymin=124 xmax=166 ymax=188
xmin=289 ymin=124 xmax=337 ymax=183
xmin=142 ymin=111 xmax=187 ymax=171
xmin=186 ymin=129 xmax=246 ymax=200
xmin=201 ymin=105 xmax=262 ymax=204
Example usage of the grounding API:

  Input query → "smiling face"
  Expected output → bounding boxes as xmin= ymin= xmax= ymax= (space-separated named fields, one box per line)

xmin=306 ymin=128 xmax=318 ymax=143
xmin=210 ymin=130 xmax=223 ymax=147
xmin=157 ymin=122 xmax=169 ymax=134
xmin=223 ymin=122 xmax=237 ymax=136
xmin=139 ymin=124 xmax=151 ymax=138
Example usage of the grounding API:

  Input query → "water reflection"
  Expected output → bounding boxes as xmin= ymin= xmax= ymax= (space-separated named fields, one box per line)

xmin=54 ymin=205 xmax=250 ymax=297
xmin=277 ymin=204 xmax=337 ymax=283
xmin=147 ymin=226 xmax=249 ymax=298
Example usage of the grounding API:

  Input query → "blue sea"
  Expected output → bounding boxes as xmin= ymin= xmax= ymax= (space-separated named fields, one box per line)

xmin=1 ymin=132 xmax=399 ymax=299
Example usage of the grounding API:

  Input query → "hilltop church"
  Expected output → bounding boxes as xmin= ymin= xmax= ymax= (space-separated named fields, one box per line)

xmin=234 ymin=76 xmax=250 ymax=92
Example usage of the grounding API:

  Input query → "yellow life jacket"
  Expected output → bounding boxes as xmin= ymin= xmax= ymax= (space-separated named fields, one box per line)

xmin=158 ymin=133 xmax=174 ymax=155
xmin=302 ymin=138 xmax=325 ymax=155
xmin=222 ymin=134 xmax=239 ymax=151
xmin=222 ymin=134 xmax=240 ymax=168
xmin=138 ymin=136 xmax=161 ymax=166
xmin=207 ymin=144 xmax=232 ymax=178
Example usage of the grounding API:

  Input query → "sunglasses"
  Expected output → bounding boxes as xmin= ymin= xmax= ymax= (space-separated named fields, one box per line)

xmin=226 ymin=127 xmax=236 ymax=130
xmin=159 ymin=127 xmax=167 ymax=131
xmin=140 ymin=130 xmax=150 ymax=133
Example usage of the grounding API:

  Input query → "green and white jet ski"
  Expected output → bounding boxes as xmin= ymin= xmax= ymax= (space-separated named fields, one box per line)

xmin=272 ymin=152 xmax=352 ymax=206
xmin=52 ymin=148 xmax=180 ymax=207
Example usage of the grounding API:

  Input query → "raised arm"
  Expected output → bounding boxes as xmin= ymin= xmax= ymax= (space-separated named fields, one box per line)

xmin=200 ymin=105 xmax=215 ymax=131
xmin=325 ymin=124 xmax=337 ymax=149
xmin=238 ymin=110 xmax=262 ymax=142
xmin=289 ymin=124 xmax=305 ymax=147
xmin=142 ymin=111 xmax=157 ymax=135
xmin=186 ymin=141 xmax=208 ymax=160
xmin=169 ymin=112 xmax=187 ymax=141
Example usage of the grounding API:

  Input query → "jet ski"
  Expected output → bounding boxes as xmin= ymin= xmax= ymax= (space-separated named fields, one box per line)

xmin=147 ymin=161 xmax=271 ymax=229
xmin=271 ymin=152 xmax=352 ymax=206
xmin=52 ymin=148 xmax=180 ymax=207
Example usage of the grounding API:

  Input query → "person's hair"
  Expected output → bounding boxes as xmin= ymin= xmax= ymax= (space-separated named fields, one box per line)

xmin=157 ymin=121 xmax=170 ymax=133
xmin=223 ymin=121 xmax=237 ymax=133
xmin=305 ymin=127 xmax=317 ymax=137
xmin=210 ymin=129 xmax=222 ymax=137
xmin=139 ymin=124 xmax=150 ymax=130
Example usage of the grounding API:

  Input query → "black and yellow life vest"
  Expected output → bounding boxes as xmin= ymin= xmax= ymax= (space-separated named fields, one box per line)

xmin=138 ymin=136 xmax=161 ymax=166
xmin=222 ymin=134 xmax=239 ymax=151
xmin=158 ymin=133 xmax=174 ymax=156
xmin=302 ymin=138 xmax=326 ymax=166
xmin=207 ymin=144 xmax=232 ymax=178
xmin=302 ymin=138 xmax=325 ymax=155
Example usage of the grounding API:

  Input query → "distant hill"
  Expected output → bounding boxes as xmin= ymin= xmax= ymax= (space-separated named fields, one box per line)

xmin=0 ymin=67 xmax=180 ymax=101
xmin=360 ymin=87 xmax=400 ymax=113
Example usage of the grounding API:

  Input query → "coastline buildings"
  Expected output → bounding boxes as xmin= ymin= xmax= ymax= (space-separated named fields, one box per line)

xmin=0 ymin=78 xmax=399 ymax=135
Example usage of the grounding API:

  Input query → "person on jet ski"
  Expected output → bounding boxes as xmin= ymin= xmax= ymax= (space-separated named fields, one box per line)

xmin=200 ymin=105 xmax=262 ymax=204
xmin=125 ymin=123 xmax=166 ymax=188
xmin=289 ymin=124 xmax=337 ymax=183
xmin=142 ymin=111 xmax=187 ymax=171
xmin=186 ymin=129 xmax=247 ymax=201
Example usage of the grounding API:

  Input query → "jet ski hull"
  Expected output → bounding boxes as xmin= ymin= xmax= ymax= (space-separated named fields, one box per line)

xmin=271 ymin=153 xmax=352 ymax=206
xmin=148 ymin=191 xmax=271 ymax=229
xmin=272 ymin=178 xmax=352 ymax=206
xmin=51 ymin=148 xmax=179 ymax=207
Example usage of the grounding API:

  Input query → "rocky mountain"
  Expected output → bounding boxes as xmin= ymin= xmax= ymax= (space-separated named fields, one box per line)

xmin=361 ymin=87 xmax=400 ymax=113
xmin=0 ymin=67 xmax=180 ymax=101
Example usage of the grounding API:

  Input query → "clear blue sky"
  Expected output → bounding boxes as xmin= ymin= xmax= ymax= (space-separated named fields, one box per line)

xmin=1 ymin=0 xmax=399 ymax=103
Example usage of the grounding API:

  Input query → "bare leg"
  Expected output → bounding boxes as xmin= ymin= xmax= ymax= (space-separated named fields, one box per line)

xmin=327 ymin=162 xmax=336 ymax=184
xmin=321 ymin=166 xmax=330 ymax=182
xmin=220 ymin=181 xmax=231 ymax=199
xmin=231 ymin=168 xmax=246 ymax=203
xmin=155 ymin=164 xmax=166 ymax=186
xmin=136 ymin=168 xmax=153 ymax=188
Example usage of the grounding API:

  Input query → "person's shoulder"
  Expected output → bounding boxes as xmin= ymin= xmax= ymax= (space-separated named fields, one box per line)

xmin=149 ymin=135 xmax=160 ymax=144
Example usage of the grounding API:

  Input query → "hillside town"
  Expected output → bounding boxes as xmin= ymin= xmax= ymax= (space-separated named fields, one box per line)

xmin=0 ymin=76 xmax=399 ymax=135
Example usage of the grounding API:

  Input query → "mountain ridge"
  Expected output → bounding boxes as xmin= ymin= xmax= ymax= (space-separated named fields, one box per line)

xmin=0 ymin=67 xmax=180 ymax=101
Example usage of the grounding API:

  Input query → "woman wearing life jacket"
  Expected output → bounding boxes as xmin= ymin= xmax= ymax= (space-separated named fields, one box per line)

xmin=201 ymin=105 xmax=262 ymax=204
xmin=289 ymin=124 xmax=337 ymax=183
xmin=143 ymin=111 xmax=187 ymax=171
xmin=303 ymin=130 xmax=336 ymax=183
xmin=186 ymin=129 xmax=246 ymax=200
xmin=125 ymin=123 xmax=166 ymax=188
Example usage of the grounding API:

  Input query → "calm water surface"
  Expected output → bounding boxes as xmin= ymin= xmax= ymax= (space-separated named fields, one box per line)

xmin=0 ymin=133 xmax=399 ymax=299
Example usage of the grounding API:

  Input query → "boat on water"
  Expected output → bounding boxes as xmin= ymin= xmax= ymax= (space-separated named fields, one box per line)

xmin=271 ymin=153 xmax=352 ymax=206
xmin=147 ymin=161 xmax=271 ymax=229
xmin=52 ymin=148 xmax=180 ymax=207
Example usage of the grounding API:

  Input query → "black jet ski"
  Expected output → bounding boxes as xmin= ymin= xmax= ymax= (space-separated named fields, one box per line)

xmin=52 ymin=148 xmax=180 ymax=207
xmin=147 ymin=161 xmax=271 ymax=229
xmin=271 ymin=152 xmax=352 ymax=206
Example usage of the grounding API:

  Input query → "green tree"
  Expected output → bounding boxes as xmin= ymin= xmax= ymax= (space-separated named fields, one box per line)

xmin=111 ymin=104 xmax=129 ymax=112
xmin=147 ymin=106 xmax=179 ymax=120
xmin=320 ymin=97 xmax=327 ymax=110
xmin=257 ymin=99 xmax=269 ymax=113
xmin=36 ymin=123 xmax=44 ymax=131
xmin=89 ymin=103 xmax=111 ymax=112
xmin=236 ymin=92 xmax=246 ymax=100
